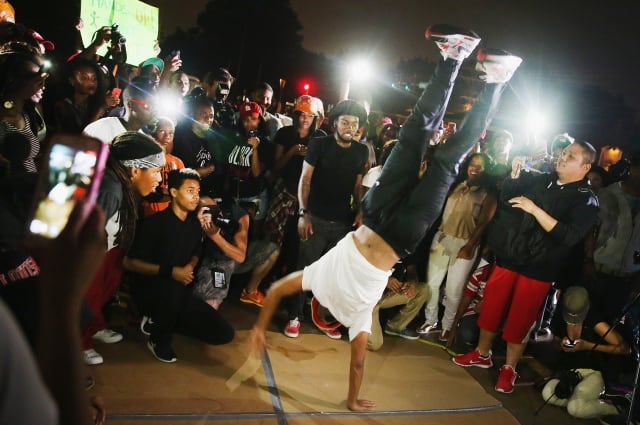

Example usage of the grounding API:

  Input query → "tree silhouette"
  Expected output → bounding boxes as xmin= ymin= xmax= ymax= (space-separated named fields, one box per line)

xmin=163 ymin=0 xmax=311 ymax=100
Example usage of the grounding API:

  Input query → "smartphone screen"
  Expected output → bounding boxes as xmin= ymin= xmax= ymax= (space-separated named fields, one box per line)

xmin=29 ymin=139 xmax=105 ymax=238
xmin=111 ymin=87 xmax=122 ymax=100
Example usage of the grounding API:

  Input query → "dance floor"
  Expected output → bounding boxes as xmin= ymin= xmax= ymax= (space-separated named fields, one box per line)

xmin=85 ymin=292 xmax=606 ymax=425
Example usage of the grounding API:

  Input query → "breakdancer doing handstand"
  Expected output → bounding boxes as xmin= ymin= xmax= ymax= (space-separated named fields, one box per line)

xmin=250 ymin=24 xmax=522 ymax=411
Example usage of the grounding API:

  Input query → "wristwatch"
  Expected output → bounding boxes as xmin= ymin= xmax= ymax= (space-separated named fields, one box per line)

xmin=298 ymin=208 xmax=308 ymax=217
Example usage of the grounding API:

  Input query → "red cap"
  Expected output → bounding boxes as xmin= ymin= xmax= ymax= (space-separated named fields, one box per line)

xmin=240 ymin=101 xmax=262 ymax=119
xmin=28 ymin=29 xmax=55 ymax=51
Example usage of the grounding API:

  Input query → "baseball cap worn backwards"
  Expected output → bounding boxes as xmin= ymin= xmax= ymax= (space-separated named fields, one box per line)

xmin=562 ymin=286 xmax=590 ymax=325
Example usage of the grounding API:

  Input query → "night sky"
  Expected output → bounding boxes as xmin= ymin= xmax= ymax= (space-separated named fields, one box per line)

xmin=158 ymin=0 xmax=640 ymax=112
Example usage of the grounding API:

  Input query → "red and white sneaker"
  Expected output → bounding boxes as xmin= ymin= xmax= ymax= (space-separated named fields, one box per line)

xmin=321 ymin=328 xmax=342 ymax=340
xmin=310 ymin=297 xmax=341 ymax=331
xmin=475 ymin=48 xmax=522 ymax=84
xmin=425 ymin=24 xmax=481 ymax=61
xmin=495 ymin=365 xmax=518 ymax=394
xmin=452 ymin=348 xmax=493 ymax=368
xmin=284 ymin=319 xmax=300 ymax=338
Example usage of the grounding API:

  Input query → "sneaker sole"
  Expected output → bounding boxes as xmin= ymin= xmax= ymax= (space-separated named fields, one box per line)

xmin=310 ymin=297 xmax=342 ymax=331
xmin=323 ymin=330 xmax=342 ymax=340
xmin=147 ymin=342 xmax=177 ymax=363
xmin=284 ymin=331 xmax=299 ymax=338
xmin=425 ymin=25 xmax=480 ymax=41
xmin=140 ymin=317 xmax=151 ymax=336
xmin=495 ymin=386 xmax=514 ymax=394
xmin=240 ymin=297 xmax=264 ymax=307
xmin=384 ymin=329 xmax=419 ymax=340
xmin=451 ymin=358 xmax=493 ymax=368
xmin=92 ymin=334 xmax=123 ymax=344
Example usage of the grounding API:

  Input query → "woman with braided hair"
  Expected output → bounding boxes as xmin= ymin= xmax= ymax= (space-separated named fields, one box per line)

xmin=81 ymin=131 xmax=164 ymax=366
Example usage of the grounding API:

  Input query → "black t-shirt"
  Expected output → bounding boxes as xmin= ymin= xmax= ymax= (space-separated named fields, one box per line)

xmin=226 ymin=136 xmax=275 ymax=199
xmin=274 ymin=126 xmax=324 ymax=195
xmin=127 ymin=208 xmax=203 ymax=283
xmin=173 ymin=123 xmax=221 ymax=196
xmin=305 ymin=135 xmax=368 ymax=222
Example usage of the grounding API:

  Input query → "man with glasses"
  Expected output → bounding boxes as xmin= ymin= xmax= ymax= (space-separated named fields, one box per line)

xmin=83 ymin=76 xmax=157 ymax=144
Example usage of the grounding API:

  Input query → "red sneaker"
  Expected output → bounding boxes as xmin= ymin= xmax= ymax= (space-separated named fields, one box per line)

xmin=321 ymin=327 xmax=342 ymax=340
xmin=240 ymin=289 xmax=265 ymax=307
xmin=452 ymin=349 xmax=493 ymax=368
xmin=495 ymin=365 xmax=518 ymax=394
xmin=310 ymin=297 xmax=341 ymax=331
xmin=284 ymin=319 xmax=300 ymax=338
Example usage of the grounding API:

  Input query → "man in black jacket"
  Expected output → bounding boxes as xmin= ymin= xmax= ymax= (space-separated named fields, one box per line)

xmin=453 ymin=141 xmax=599 ymax=394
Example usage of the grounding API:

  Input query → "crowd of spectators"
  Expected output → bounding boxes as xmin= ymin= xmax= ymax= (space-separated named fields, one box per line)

xmin=1 ymin=5 xmax=640 ymax=424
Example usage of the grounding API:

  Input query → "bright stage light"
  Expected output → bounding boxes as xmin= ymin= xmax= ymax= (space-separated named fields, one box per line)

xmin=526 ymin=110 xmax=547 ymax=134
xmin=347 ymin=59 xmax=372 ymax=82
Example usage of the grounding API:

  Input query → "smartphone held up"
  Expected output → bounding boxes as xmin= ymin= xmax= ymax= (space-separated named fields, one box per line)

xmin=27 ymin=135 xmax=108 ymax=239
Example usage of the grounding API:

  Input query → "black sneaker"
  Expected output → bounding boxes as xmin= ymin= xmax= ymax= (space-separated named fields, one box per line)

xmin=384 ymin=327 xmax=420 ymax=340
xmin=147 ymin=340 xmax=177 ymax=363
xmin=140 ymin=316 xmax=154 ymax=336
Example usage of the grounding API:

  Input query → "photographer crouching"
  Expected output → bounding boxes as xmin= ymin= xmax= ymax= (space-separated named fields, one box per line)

xmin=194 ymin=196 xmax=250 ymax=310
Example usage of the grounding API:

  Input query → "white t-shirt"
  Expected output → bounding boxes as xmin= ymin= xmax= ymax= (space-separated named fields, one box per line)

xmin=302 ymin=232 xmax=391 ymax=341
xmin=0 ymin=300 xmax=58 ymax=424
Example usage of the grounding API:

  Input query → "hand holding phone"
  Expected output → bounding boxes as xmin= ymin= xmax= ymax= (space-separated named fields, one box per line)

xmin=111 ymin=87 xmax=122 ymax=100
xmin=27 ymin=135 xmax=108 ymax=240
xmin=562 ymin=338 xmax=579 ymax=350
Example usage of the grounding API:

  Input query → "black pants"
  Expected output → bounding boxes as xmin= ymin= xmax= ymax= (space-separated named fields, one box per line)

xmin=131 ymin=278 xmax=234 ymax=347
xmin=363 ymin=58 xmax=507 ymax=257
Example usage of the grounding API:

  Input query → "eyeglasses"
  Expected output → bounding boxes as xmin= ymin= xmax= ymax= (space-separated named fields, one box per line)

xmin=129 ymin=98 xmax=152 ymax=111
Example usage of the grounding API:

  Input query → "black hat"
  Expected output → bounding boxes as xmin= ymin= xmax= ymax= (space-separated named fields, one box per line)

xmin=328 ymin=99 xmax=368 ymax=128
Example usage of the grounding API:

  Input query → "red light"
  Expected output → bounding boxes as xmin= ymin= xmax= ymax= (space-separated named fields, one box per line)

xmin=299 ymin=80 xmax=313 ymax=95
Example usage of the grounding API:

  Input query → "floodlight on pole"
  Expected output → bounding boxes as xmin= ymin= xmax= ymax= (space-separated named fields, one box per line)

xmin=526 ymin=110 xmax=548 ymax=149
xmin=340 ymin=58 xmax=372 ymax=101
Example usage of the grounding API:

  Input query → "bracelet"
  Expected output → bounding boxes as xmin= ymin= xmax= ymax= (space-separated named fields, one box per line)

xmin=159 ymin=264 xmax=173 ymax=278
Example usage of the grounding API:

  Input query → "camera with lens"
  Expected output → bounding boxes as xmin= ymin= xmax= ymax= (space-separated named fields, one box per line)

xmin=215 ymin=83 xmax=230 ymax=101
xmin=110 ymin=24 xmax=126 ymax=46
xmin=204 ymin=204 xmax=238 ymax=234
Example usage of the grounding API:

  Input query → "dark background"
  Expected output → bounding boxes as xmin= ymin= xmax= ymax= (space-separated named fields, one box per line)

xmin=13 ymin=0 xmax=640 ymax=152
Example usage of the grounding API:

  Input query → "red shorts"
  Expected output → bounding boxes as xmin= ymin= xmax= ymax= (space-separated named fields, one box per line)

xmin=477 ymin=265 xmax=551 ymax=343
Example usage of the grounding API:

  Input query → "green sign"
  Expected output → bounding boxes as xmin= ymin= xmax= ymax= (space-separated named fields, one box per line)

xmin=80 ymin=0 xmax=159 ymax=66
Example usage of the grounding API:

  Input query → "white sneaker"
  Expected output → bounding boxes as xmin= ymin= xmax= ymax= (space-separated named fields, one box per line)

xmin=425 ymin=24 xmax=481 ymax=61
xmin=92 ymin=329 xmax=123 ymax=344
xmin=83 ymin=349 xmax=104 ymax=365
xmin=475 ymin=48 xmax=522 ymax=84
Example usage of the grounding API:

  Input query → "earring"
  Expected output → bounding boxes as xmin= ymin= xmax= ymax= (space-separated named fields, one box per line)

xmin=3 ymin=100 xmax=14 ymax=110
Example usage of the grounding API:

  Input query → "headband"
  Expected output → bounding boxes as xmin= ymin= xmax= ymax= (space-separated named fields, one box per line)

xmin=119 ymin=152 xmax=165 ymax=169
